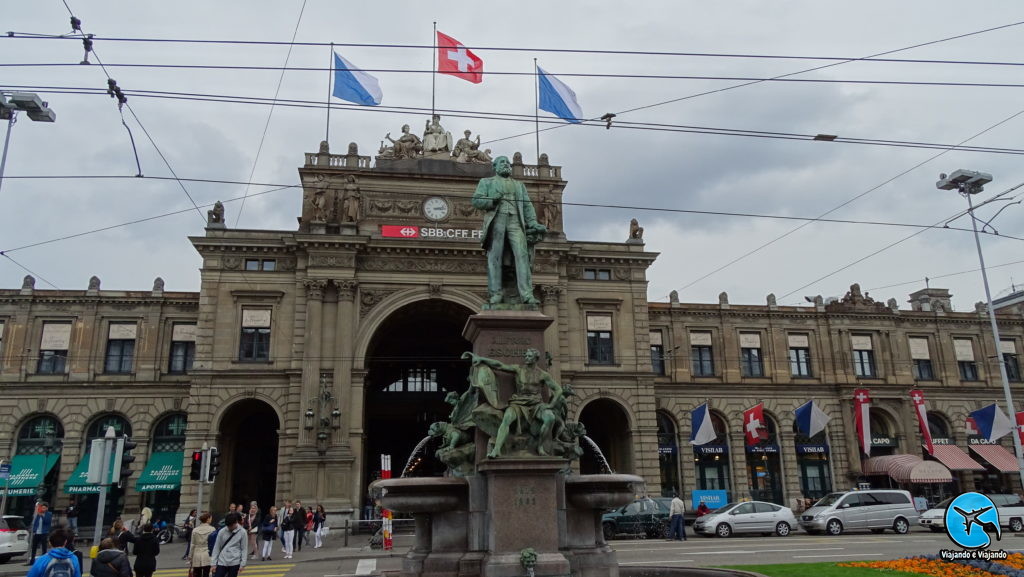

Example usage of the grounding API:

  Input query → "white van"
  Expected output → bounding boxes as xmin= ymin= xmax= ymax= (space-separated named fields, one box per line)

xmin=799 ymin=489 xmax=919 ymax=535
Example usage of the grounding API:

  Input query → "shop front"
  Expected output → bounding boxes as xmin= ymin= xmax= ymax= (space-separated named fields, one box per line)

xmin=745 ymin=417 xmax=783 ymax=505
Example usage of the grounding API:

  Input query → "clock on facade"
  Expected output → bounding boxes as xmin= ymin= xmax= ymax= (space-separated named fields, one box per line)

xmin=422 ymin=196 xmax=450 ymax=221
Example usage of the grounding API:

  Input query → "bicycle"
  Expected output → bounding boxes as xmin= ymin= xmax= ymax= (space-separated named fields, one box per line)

xmin=156 ymin=523 xmax=186 ymax=545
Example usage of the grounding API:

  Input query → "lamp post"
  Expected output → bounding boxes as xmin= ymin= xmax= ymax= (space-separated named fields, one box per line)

xmin=937 ymin=169 xmax=1024 ymax=492
xmin=0 ymin=92 xmax=56 ymax=195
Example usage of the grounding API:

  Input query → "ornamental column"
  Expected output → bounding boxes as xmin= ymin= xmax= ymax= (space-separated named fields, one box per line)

xmin=335 ymin=280 xmax=358 ymax=448
xmin=541 ymin=284 xmax=562 ymax=381
xmin=302 ymin=279 xmax=327 ymax=448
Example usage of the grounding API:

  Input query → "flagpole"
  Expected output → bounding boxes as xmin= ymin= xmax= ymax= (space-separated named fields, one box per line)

xmin=533 ymin=58 xmax=540 ymax=163
xmin=431 ymin=22 xmax=437 ymax=117
xmin=326 ymin=42 xmax=333 ymax=145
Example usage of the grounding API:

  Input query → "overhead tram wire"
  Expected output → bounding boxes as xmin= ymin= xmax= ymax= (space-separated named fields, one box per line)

xmin=8 ymin=28 xmax=1024 ymax=68
xmin=5 ymin=84 xmax=1024 ymax=156
xmin=233 ymin=0 xmax=308 ymax=228
xmin=867 ymin=258 xmax=1024 ymax=292
xmin=0 ymin=253 xmax=60 ymax=289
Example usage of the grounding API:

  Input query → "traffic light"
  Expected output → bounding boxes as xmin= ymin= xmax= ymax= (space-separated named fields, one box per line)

xmin=189 ymin=451 xmax=203 ymax=481
xmin=113 ymin=435 xmax=137 ymax=488
xmin=206 ymin=447 xmax=220 ymax=482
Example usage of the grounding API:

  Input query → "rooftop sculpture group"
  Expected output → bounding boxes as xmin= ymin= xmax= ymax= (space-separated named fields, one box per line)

xmin=379 ymin=115 xmax=493 ymax=163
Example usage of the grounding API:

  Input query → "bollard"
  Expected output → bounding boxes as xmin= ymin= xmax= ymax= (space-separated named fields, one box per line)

xmin=344 ymin=518 xmax=349 ymax=547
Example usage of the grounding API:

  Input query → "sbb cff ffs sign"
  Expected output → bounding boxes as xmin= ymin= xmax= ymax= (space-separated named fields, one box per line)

xmin=381 ymin=225 xmax=482 ymax=240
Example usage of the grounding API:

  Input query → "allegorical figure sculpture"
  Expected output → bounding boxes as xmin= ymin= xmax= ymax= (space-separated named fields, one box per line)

xmin=311 ymin=174 xmax=330 ymax=221
xmin=629 ymin=218 xmax=644 ymax=240
xmin=423 ymin=114 xmax=453 ymax=153
xmin=381 ymin=124 xmax=422 ymax=159
xmin=341 ymin=175 xmax=361 ymax=222
xmin=472 ymin=156 xmax=547 ymax=306
xmin=208 ymin=201 xmax=224 ymax=224
xmin=453 ymin=130 xmax=492 ymax=164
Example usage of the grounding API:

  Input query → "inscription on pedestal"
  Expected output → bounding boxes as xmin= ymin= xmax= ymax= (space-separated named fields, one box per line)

xmin=514 ymin=486 xmax=537 ymax=508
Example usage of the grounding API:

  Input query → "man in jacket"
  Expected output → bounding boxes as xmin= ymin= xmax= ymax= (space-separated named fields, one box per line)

xmin=669 ymin=495 xmax=687 ymax=541
xmin=25 ymin=528 xmax=81 ymax=577
xmin=292 ymin=501 xmax=306 ymax=552
xmin=211 ymin=512 xmax=247 ymax=577
xmin=26 ymin=502 xmax=53 ymax=565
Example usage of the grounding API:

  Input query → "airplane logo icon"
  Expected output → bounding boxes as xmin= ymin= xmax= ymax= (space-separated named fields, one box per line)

xmin=952 ymin=505 xmax=1001 ymax=541
xmin=945 ymin=493 xmax=1002 ymax=549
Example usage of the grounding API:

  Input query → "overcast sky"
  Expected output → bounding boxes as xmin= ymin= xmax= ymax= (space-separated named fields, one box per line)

xmin=3 ymin=1 xmax=1024 ymax=310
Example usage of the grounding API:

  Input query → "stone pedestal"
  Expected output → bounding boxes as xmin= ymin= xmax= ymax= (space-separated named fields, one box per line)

xmin=463 ymin=310 xmax=553 ymax=366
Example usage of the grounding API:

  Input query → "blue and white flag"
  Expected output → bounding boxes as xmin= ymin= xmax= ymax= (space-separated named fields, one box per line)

xmin=333 ymin=52 xmax=382 ymax=106
xmin=970 ymin=403 xmax=1015 ymax=442
xmin=794 ymin=400 xmax=830 ymax=439
xmin=537 ymin=66 xmax=583 ymax=124
xmin=690 ymin=403 xmax=717 ymax=446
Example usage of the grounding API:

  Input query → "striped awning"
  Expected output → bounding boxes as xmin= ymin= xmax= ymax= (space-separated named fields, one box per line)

xmin=864 ymin=454 xmax=953 ymax=484
xmin=970 ymin=444 xmax=1021 ymax=473
xmin=927 ymin=445 xmax=985 ymax=471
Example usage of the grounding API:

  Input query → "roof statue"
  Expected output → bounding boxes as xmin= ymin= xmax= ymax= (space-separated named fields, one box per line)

xmin=423 ymin=114 xmax=453 ymax=154
xmin=380 ymin=124 xmax=422 ymax=159
xmin=452 ymin=130 xmax=492 ymax=164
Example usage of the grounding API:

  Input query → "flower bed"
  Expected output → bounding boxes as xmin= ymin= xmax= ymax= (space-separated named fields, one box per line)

xmin=841 ymin=553 xmax=1024 ymax=577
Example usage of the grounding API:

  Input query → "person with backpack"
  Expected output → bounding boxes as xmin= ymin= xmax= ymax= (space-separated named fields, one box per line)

xmin=279 ymin=506 xmax=295 ymax=560
xmin=132 ymin=523 xmax=160 ymax=577
xmin=188 ymin=513 xmax=215 ymax=577
xmin=210 ymin=513 xmax=247 ymax=577
xmin=25 ymin=528 xmax=81 ymax=577
xmin=260 ymin=506 xmax=278 ymax=561
xmin=90 ymin=538 xmax=132 ymax=577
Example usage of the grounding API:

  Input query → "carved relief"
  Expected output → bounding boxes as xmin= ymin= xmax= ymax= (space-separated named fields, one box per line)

xmin=223 ymin=256 xmax=241 ymax=270
xmin=429 ymin=283 xmax=443 ymax=298
xmin=360 ymin=289 xmax=399 ymax=318
xmin=303 ymin=279 xmax=328 ymax=300
xmin=370 ymin=199 xmax=394 ymax=215
xmin=396 ymin=200 xmax=418 ymax=214
xmin=336 ymin=280 xmax=358 ymax=301
xmin=457 ymin=202 xmax=478 ymax=217
xmin=358 ymin=257 xmax=486 ymax=274
xmin=567 ymin=267 xmax=582 ymax=279
xmin=309 ymin=254 xmax=356 ymax=268
xmin=614 ymin=268 xmax=630 ymax=281
xmin=278 ymin=257 xmax=297 ymax=271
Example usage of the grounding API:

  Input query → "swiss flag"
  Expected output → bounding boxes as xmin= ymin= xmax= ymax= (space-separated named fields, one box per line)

xmin=437 ymin=31 xmax=483 ymax=83
xmin=909 ymin=389 xmax=934 ymax=455
xmin=1017 ymin=412 xmax=1024 ymax=448
xmin=853 ymin=388 xmax=872 ymax=457
xmin=743 ymin=403 xmax=768 ymax=446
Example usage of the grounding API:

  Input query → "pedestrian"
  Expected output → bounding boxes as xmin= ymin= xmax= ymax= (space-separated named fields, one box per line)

xmin=90 ymin=538 xmax=132 ymax=577
xmin=291 ymin=501 xmax=306 ymax=552
xmin=110 ymin=520 xmax=134 ymax=552
xmin=25 ymin=528 xmax=81 ymax=577
xmin=312 ymin=505 xmax=326 ymax=549
xmin=65 ymin=499 xmax=79 ymax=535
xmin=277 ymin=500 xmax=291 ymax=550
xmin=279 ymin=505 xmax=295 ymax=560
xmin=669 ymin=494 xmax=687 ymax=541
xmin=211 ymin=512 xmax=247 ymax=577
xmin=132 ymin=523 xmax=160 ymax=577
xmin=189 ymin=513 xmax=215 ymax=577
xmin=26 ymin=502 xmax=52 ymax=565
xmin=244 ymin=502 xmax=260 ymax=559
xmin=260 ymin=506 xmax=278 ymax=561
xmin=303 ymin=507 xmax=313 ymax=547
xmin=695 ymin=501 xmax=710 ymax=517
xmin=182 ymin=509 xmax=197 ymax=560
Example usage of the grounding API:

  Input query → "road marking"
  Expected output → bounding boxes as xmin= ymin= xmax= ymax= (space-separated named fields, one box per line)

xmin=355 ymin=559 xmax=377 ymax=575
xmin=153 ymin=564 xmax=295 ymax=576
xmin=623 ymin=560 xmax=694 ymax=565
xmin=683 ymin=547 xmax=845 ymax=555
xmin=793 ymin=553 xmax=885 ymax=559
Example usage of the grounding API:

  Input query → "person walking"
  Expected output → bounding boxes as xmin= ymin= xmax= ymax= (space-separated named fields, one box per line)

xmin=182 ymin=509 xmax=197 ymax=560
xmin=668 ymin=494 xmax=687 ymax=541
xmin=26 ymin=502 xmax=52 ymax=565
xmin=292 ymin=501 xmax=306 ymax=552
xmin=25 ymin=528 xmax=81 ymax=577
xmin=302 ymin=507 xmax=313 ymax=547
xmin=90 ymin=538 xmax=132 ymax=577
xmin=312 ymin=505 xmax=326 ymax=549
xmin=189 ymin=513 xmax=216 ymax=577
xmin=110 ymin=520 xmax=134 ymax=552
xmin=243 ymin=503 xmax=260 ymax=560
xmin=65 ymin=499 xmax=79 ymax=536
xmin=276 ymin=500 xmax=291 ymax=550
xmin=210 ymin=512 xmax=247 ymax=577
xmin=279 ymin=505 xmax=295 ymax=560
xmin=132 ymin=523 xmax=160 ymax=577
xmin=260 ymin=506 xmax=278 ymax=561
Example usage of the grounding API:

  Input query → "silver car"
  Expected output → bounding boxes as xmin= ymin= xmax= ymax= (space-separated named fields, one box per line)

xmin=692 ymin=501 xmax=799 ymax=538
xmin=0 ymin=515 xmax=29 ymax=564
xmin=799 ymin=489 xmax=918 ymax=535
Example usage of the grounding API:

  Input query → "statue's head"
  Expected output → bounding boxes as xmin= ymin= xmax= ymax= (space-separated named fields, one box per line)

xmin=401 ymin=124 xmax=410 ymax=133
xmin=464 ymin=130 xmax=472 ymax=137
xmin=493 ymin=156 xmax=512 ymax=177
xmin=432 ymin=114 xmax=440 ymax=122
xmin=524 ymin=348 xmax=540 ymax=364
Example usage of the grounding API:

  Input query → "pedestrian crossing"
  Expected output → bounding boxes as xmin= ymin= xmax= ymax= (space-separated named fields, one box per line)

xmin=152 ymin=563 xmax=296 ymax=577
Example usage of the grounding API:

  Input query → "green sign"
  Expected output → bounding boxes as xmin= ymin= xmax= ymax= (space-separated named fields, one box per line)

xmin=63 ymin=453 xmax=116 ymax=494
xmin=6 ymin=454 xmax=59 ymax=496
xmin=136 ymin=452 xmax=183 ymax=492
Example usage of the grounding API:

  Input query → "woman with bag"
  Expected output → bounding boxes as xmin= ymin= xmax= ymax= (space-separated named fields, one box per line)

xmin=279 ymin=506 xmax=295 ymax=560
xmin=91 ymin=538 xmax=132 ymax=577
xmin=312 ymin=505 xmax=326 ymax=549
xmin=132 ymin=524 xmax=160 ymax=577
xmin=181 ymin=509 xmax=197 ymax=561
xmin=243 ymin=503 xmax=260 ymax=560
xmin=188 ymin=513 xmax=215 ymax=577
xmin=260 ymin=506 xmax=278 ymax=561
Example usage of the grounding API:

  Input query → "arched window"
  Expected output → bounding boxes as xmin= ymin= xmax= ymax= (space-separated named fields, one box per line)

xmin=17 ymin=416 xmax=64 ymax=455
xmin=927 ymin=412 xmax=951 ymax=439
xmin=657 ymin=411 xmax=680 ymax=496
xmin=793 ymin=421 xmax=828 ymax=445
xmin=152 ymin=414 xmax=188 ymax=452
xmin=86 ymin=414 xmax=132 ymax=450
xmin=709 ymin=412 xmax=728 ymax=445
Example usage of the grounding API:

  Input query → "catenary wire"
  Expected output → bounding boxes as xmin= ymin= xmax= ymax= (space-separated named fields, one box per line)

xmin=866 ymin=259 xmax=1024 ymax=292
xmin=0 ymin=253 xmax=60 ymax=289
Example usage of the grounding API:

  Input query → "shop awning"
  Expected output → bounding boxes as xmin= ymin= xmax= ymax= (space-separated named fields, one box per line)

xmin=863 ymin=454 xmax=953 ymax=483
xmin=970 ymin=444 xmax=1021 ymax=473
xmin=5 ymin=454 xmax=59 ymax=496
xmin=135 ymin=452 xmax=183 ymax=492
xmin=63 ymin=453 xmax=116 ymax=494
xmin=927 ymin=445 xmax=985 ymax=471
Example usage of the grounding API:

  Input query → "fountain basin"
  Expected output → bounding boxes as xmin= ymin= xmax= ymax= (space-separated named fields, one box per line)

xmin=565 ymin=474 xmax=644 ymax=510
xmin=373 ymin=477 xmax=468 ymax=513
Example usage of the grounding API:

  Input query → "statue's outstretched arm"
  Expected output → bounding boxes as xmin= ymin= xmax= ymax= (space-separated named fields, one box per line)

xmin=461 ymin=351 xmax=514 ymax=373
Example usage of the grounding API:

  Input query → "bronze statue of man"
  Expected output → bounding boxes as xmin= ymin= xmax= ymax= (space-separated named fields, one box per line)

xmin=472 ymin=156 xmax=546 ymax=305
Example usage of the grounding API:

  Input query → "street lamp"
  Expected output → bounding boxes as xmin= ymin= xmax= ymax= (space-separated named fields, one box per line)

xmin=0 ymin=92 xmax=56 ymax=195
xmin=936 ymin=169 xmax=1024 ymax=492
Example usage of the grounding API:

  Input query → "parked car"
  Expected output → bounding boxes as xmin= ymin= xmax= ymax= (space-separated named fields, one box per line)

xmin=692 ymin=501 xmax=798 ymax=538
xmin=0 ymin=515 xmax=29 ymax=564
xmin=921 ymin=494 xmax=1024 ymax=533
xmin=800 ymin=489 xmax=918 ymax=536
xmin=602 ymin=497 xmax=671 ymax=540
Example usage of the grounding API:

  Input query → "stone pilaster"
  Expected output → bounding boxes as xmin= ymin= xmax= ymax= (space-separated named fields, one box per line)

xmin=302 ymin=279 xmax=327 ymax=448
xmin=335 ymin=280 xmax=357 ymax=449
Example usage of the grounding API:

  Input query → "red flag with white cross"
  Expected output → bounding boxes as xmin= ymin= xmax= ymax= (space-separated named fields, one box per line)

xmin=909 ymin=389 xmax=934 ymax=455
xmin=853 ymin=388 xmax=872 ymax=456
xmin=436 ymin=31 xmax=483 ymax=83
xmin=742 ymin=403 xmax=767 ymax=446
xmin=1017 ymin=412 xmax=1024 ymax=449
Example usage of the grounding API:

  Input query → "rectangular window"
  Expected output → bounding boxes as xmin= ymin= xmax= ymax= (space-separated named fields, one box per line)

xmin=245 ymin=259 xmax=260 ymax=271
xmin=852 ymin=335 xmax=876 ymax=377
xmin=690 ymin=331 xmax=714 ymax=376
xmin=650 ymin=330 xmax=665 ymax=375
xmin=739 ymin=332 xmax=763 ymax=377
xmin=37 ymin=322 xmax=71 ymax=374
xmin=909 ymin=337 xmax=933 ymax=380
xmin=913 ymin=359 xmax=934 ymax=380
xmin=261 ymin=259 xmax=276 ymax=271
xmin=239 ymin=308 xmax=271 ymax=361
xmin=583 ymin=268 xmax=611 ymax=280
xmin=586 ymin=314 xmax=614 ymax=364
xmin=104 ymin=323 xmax=137 ymax=374
xmin=169 ymin=323 xmax=197 ymax=373
xmin=244 ymin=259 xmax=277 ymax=271
xmin=1002 ymin=340 xmax=1021 ymax=382
xmin=788 ymin=334 xmax=811 ymax=377
xmin=954 ymin=338 xmax=978 ymax=381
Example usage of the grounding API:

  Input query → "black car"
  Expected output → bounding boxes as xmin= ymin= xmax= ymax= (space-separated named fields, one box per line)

xmin=601 ymin=497 xmax=672 ymax=540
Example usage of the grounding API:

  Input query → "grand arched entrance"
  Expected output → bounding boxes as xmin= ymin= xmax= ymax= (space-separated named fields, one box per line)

xmin=578 ymin=399 xmax=632 ymax=475
xmin=364 ymin=300 xmax=473 ymax=491
xmin=216 ymin=399 xmax=279 ymax=513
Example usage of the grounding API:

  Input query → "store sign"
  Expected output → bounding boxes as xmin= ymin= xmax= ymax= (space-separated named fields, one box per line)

xmin=695 ymin=445 xmax=728 ymax=455
xmin=931 ymin=437 xmax=953 ymax=445
xmin=871 ymin=436 xmax=897 ymax=447
xmin=968 ymin=436 xmax=999 ymax=445
xmin=692 ymin=490 xmax=728 ymax=511
xmin=746 ymin=444 xmax=780 ymax=454
xmin=380 ymin=225 xmax=482 ymax=240
xmin=658 ymin=446 xmax=676 ymax=455
xmin=796 ymin=444 xmax=829 ymax=455
xmin=0 ymin=462 xmax=9 ymax=480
